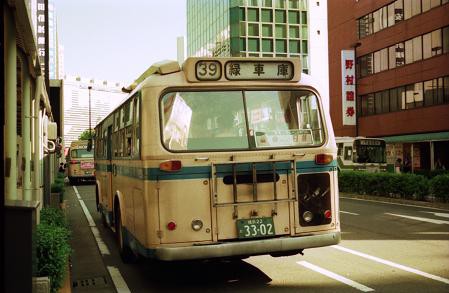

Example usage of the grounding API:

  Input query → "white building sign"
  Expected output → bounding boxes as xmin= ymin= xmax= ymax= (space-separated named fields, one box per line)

xmin=341 ymin=50 xmax=356 ymax=125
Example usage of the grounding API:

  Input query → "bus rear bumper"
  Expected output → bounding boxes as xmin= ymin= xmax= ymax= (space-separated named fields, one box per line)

xmin=152 ymin=231 xmax=341 ymax=261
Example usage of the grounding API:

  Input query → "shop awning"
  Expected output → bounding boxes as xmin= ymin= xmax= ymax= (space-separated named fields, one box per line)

xmin=381 ymin=131 xmax=449 ymax=143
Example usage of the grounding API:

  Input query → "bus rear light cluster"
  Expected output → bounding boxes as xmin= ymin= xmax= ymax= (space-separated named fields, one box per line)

xmin=298 ymin=173 xmax=332 ymax=227
xmin=191 ymin=219 xmax=203 ymax=231
xmin=70 ymin=160 xmax=80 ymax=164
xmin=315 ymin=154 xmax=333 ymax=165
xmin=160 ymin=160 xmax=182 ymax=172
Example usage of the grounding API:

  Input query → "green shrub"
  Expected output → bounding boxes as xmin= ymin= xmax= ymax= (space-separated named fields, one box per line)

xmin=429 ymin=174 xmax=449 ymax=202
xmin=40 ymin=207 xmax=68 ymax=228
xmin=36 ymin=207 xmax=71 ymax=293
xmin=36 ymin=225 xmax=71 ymax=293
xmin=338 ymin=171 xmax=429 ymax=200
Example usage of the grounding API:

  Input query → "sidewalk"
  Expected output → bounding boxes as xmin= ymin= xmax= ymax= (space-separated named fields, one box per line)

xmin=65 ymin=184 xmax=116 ymax=293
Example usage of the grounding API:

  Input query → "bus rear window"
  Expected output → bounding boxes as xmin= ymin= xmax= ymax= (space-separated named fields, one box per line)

xmin=71 ymin=149 xmax=94 ymax=158
xmin=160 ymin=90 xmax=325 ymax=152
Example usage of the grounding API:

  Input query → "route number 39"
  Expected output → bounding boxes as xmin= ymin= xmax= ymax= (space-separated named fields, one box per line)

xmin=196 ymin=61 xmax=221 ymax=81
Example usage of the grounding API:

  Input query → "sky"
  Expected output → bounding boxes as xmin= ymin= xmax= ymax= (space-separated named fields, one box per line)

xmin=55 ymin=0 xmax=186 ymax=84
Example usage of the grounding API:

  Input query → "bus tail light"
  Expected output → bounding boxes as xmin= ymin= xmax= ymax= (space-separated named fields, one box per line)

xmin=315 ymin=154 xmax=333 ymax=165
xmin=160 ymin=160 xmax=182 ymax=172
xmin=70 ymin=160 xmax=80 ymax=164
xmin=324 ymin=209 xmax=332 ymax=219
xmin=167 ymin=221 xmax=177 ymax=231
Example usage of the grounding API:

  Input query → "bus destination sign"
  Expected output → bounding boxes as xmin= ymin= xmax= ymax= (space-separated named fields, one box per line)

xmin=225 ymin=61 xmax=294 ymax=81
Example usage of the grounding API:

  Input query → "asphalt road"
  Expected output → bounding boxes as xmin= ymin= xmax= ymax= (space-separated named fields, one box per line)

xmin=68 ymin=184 xmax=449 ymax=293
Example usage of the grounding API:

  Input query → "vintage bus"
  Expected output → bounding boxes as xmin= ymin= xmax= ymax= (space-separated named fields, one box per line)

xmin=336 ymin=136 xmax=387 ymax=172
xmin=67 ymin=140 xmax=95 ymax=185
xmin=94 ymin=57 xmax=340 ymax=263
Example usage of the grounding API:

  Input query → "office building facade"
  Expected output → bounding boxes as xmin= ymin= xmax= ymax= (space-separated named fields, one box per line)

xmin=328 ymin=0 xmax=449 ymax=171
xmin=187 ymin=0 xmax=330 ymax=107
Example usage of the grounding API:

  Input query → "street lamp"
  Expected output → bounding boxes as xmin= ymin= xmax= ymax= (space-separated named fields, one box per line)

xmin=87 ymin=85 xmax=93 ymax=151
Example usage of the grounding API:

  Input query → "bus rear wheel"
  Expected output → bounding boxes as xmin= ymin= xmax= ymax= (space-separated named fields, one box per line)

xmin=114 ymin=204 xmax=138 ymax=263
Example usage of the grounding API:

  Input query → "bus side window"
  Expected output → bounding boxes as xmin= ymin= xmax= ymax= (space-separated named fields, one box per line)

xmin=344 ymin=146 xmax=352 ymax=161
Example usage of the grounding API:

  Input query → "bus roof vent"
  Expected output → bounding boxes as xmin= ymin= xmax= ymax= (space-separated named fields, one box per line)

xmin=122 ymin=60 xmax=181 ymax=93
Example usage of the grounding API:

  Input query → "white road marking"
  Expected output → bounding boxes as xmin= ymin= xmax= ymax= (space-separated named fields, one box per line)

xmin=385 ymin=213 xmax=449 ymax=225
xmin=422 ymin=212 xmax=449 ymax=219
xmin=412 ymin=232 xmax=449 ymax=235
xmin=297 ymin=261 xmax=375 ymax=292
xmin=73 ymin=186 xmax=110 ymax=255
xmin=107 ymin=266 xmax=131 ymax=293
xmin=340 ymin=196 xmax=449 ymax=211
xmin=333 ymin=245 xmax=449 ymax=285
xmin=340 ymin=210 xmax=360 ymax=215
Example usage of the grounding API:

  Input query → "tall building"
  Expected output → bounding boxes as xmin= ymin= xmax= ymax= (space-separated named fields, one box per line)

xmin=186 ymin=0 xmax=329 ymax=107
xmin=63 ymin=76 xmax=127 ymax=148
xmin=328 ymin=0 xmax=449 ymax=171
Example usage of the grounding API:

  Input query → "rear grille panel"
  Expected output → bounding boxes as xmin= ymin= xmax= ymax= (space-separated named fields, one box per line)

xmin=297 ymin=173 xmax=332 ymax=226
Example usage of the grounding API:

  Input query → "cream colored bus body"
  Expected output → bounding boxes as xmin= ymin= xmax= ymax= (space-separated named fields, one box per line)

xmin=95 ymin=58 xmax=340 ymax=261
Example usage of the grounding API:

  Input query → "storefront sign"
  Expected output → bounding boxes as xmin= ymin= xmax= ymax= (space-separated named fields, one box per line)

xmin=341 ymin=50 xmax=356 ymax=125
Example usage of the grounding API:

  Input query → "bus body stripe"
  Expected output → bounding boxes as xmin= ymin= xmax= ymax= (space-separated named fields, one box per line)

xmin=95 ymin=160 xmax=337 ymax=181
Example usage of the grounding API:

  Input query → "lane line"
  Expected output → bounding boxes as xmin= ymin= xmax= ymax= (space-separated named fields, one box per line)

xmin=422 ymin=212 xmax=449 ymax=219
xmin=73 ymin=186 xmax=110 ymax=255
xmin=297 ymin=261 xmax=375 ymax=292
xmin=385 ymin=213 xmax=449 ymax=225
xmin=333 ymin=245 xmax=449 ymax=285
xmin=340 ymin=196 xmax=449 ymax=211
xmin=340 ymin=210 xmax=360 ymax=215
xmin=107 ymin=266 xmax=131 ymax=293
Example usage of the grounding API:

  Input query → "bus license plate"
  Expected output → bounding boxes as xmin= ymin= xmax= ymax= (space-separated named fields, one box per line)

xmin=236 ymin=217 xmax=275 ymax=239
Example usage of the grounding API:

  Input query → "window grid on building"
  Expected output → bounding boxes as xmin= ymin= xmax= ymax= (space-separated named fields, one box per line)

xmin=357 ymin=75 xmax=449 ymax=116
xmin=357 ymin=0 xmax=449 ymax=39
xmin=356 ymin=26 xmax=449 ymax=78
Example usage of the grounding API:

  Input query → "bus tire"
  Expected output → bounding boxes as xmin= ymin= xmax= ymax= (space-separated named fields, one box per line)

xmin=115 ymin=203 xmax=138 ymax=263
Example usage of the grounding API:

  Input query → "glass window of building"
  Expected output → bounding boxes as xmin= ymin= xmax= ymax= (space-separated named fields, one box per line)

xmin=375 ymin=92 xmax=383 ymax=114
xmin=276 ymin=39 xmax=287 ymax=52
xmin=261 ymin=9 xmax=273 ymax=22
xmin=248 ymin=0 xmax=259 ymax=6
xmin=443 ymin=26 xmax=449 ymax=54
xmin=262 ymin=0 xmax=273 ymax=7
xmin=387 ymin=2 xmax=396 ymax=27
xmin=275 ymin=0 xmax=285 ymax=8
xmin=289 ymin=25 xmax=300 ymax=38
xmin=389 ymin=45 xmax=396 ymax=69
xmin=248 ymin=23 xmax=259 ymax=36
xmin=444 ymin=77 xmax=449 ymax=103
xmin=414 ymin=82 xmax=424 ymax=107
xmin=380 ymin=6 xmax=388 ymax=30
xmin=404 ymin=0 xmax=421 ymax=19
xmin=423 ymin=31 xmax=433 ymax=59
xmin=382 ymin=90 xmax=390 ymax=113
xmin=301 ymin=25 xmax=308 ymax=38
xmin=239 ymin=38 xmax=246 ymax=51
xmin=413 ymin=36 xmax=423 ymax=62
xmin=300 ymin=12 xmax=308 ymax=25
xmin=275 ymin=24 xmax=287 ymax=38
xmin=424 ymin=79 xmax=435 ymax=106
xmin=248 ymin=8 xmax=259 ymax=21
xmin=389 ymin=88 xmax=399 ymax=112
xmin=240 ymin=22 xmax=247 ymax=35
xmin=366 ymin=94 xmax=375 ymax=115
xmin=289 ymin=11 xmax=299 ymax=23
xmin=394 ymin=0 xmax=404 ymax=22
xmin=431 ymin=29 xmax=443 ymax=56
xmin=275 ymin=10 xmax=286 ymax=23
xmin=262 ymin=24 xmax=273 ymax=37
xmin=405 ymin=38 xmax=413 ymax=64
xmin=380 ymin=48 xmax=388 ymax=71
xmin=374 ymin=50 xmax=381 ymax=73
xmin=289 ymin=0 xmax=299 ymax=9
xmin=436 ymin=77 xmax=444 ymax=104
xmin=289 ymin=40 xmax=300 ymax=53
xmin=239 ymin=7 xmax=246 ymax=21
xmin=248 ymin=38 xmax=259 ymax=51
xmin=373 ymin=9 xmax=381 ymax=33
xmin=405 ymin=84 xmax=415 ymax=109
xmin=301 ymin=40 xmax=308 ymax=53
xmin=262 ymin=39 xmax=273 ymax=51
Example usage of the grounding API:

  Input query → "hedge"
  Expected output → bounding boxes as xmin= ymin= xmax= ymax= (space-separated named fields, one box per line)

xmin=36 ymin=208 xmax=71 ymax=293
xmin=338 ymin=171 xmax=449 ymax=202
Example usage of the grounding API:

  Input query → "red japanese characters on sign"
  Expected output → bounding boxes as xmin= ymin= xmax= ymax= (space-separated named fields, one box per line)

xmin=341 ymin=50 xmax=356 ymax=125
